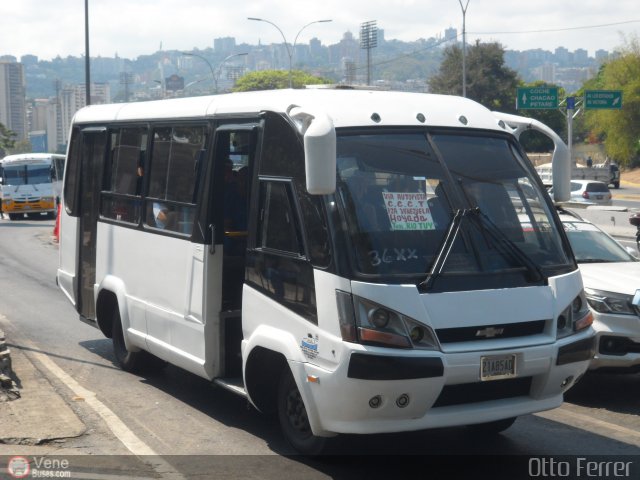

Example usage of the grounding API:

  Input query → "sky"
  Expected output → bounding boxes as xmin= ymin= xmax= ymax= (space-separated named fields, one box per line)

xmin=1 ymin=0 xmax=639 ymax=61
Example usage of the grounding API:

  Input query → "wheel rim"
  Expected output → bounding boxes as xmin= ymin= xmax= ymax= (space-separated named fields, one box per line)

xmin=284 ymin=384 xmax=311 ymax=437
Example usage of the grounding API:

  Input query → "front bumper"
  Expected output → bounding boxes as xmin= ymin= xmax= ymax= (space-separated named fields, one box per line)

xmin=3 ymin=199 xmax=55 ymax=213
xmin=296 ymin=330 xmax=595 ymax=436
xmin=589 ymin=314 xmax=640 ymax=372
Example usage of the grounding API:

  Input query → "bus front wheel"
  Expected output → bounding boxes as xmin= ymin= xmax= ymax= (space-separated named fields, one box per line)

xmin=277 ymin=368 xmax=330 ymax=455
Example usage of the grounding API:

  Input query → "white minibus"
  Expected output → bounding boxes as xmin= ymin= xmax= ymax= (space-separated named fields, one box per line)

xmin=57 ymin=89 xmax=595 ymax=454
xmin=1 ymin=152 xmax=65 ymax=220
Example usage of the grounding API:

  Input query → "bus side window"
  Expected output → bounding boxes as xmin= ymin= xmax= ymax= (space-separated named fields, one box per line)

xmin=64 ymin=128 xmax=82 ymax=216
xmin=101 ymin=127 xmax=147 ymax=224
xmin=145 ymin=125 xmax=205 ymax=235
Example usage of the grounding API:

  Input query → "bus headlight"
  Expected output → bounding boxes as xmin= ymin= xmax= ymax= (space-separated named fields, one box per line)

xmin=336 ymin=290 xmax=440 ymax=350
xmin=557 ymin=291 xmax=593 ymax=339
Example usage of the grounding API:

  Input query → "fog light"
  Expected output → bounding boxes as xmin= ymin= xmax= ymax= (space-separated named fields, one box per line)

xmin=396 ymin=394 xmax=410 ymax=408
xmin=369 ymin=395 xmax=382 ymax=409
xmin=561 ymin=376 xmax=574 ymax=388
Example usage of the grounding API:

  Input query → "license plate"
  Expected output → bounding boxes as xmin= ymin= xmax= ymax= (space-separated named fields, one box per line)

xmin=480 ymin=354 xmax=517 ymax=381
xmin=595 ymin=195 xmax=602 ymax=200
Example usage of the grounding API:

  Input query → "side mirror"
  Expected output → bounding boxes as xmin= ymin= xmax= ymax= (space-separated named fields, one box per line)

xmin=288 ymin=106 xmax=336 ymax=195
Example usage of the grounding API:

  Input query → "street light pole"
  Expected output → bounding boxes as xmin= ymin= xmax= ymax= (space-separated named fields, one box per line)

xmin=214 ymin=53 xmax=248 ymax=93
xmin=248 ymin=18 xmax=332 ymax=88
xmin=181 ymin=52 xmax=216 ymax=94
xmin=458 ymin=0 xmax=470 ymax=98
xmin=84 ymin=0 xmax=91 ymax=105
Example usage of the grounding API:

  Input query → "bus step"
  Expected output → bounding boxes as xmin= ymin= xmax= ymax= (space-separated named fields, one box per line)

xmin=213 ymin=377 xmax=247 ymax=398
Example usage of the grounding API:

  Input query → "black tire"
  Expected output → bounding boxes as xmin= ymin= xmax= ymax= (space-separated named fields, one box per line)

xmin=613 ymin=181 xmax=620 ymax=189
xmin=466 ymin=417 xmax=517 ymax=435
xmin=8 ymin=213 xmax=21 ymax=221
xmin=277 ymin=368 xmax=330 ymax=455
xmin=112 ymin=307 xmax=148 ymax=373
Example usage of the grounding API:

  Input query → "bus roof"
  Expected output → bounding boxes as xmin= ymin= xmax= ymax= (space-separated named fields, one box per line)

xmin=1 ymin=153 xmax=65 ymax=165
xmin=71 ymin=89 xmax=508 ymax=133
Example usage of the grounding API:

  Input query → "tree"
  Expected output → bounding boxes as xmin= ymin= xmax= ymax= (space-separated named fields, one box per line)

xmin=232 ymin=70 xmax=331 ymax=92
xmin=0 ymin=122 xmax=17 ymax=157
xmin=428 ymin=41 xmax=519 ymax=112
xmin=584 ymin=38 xmax=640 ymax=167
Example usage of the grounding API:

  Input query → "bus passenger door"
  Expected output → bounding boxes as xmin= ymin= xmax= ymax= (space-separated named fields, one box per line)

xmin=207 ymin=123 xmax=260 ymax=377
xmin=77 ymin=129 xmax=107 ymax=320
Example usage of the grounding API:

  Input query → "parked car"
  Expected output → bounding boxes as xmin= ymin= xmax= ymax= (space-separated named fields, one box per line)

xmin=549 ymin=180 xmax=612 ymax=206
xmin=559 ymin=209 xmax=640 ymax=372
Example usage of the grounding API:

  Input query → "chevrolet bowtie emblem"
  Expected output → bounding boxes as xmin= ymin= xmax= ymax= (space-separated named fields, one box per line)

xmin=475 ymin=327 xmax=505 ymax=338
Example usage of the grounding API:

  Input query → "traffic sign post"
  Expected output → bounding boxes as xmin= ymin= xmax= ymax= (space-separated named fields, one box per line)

xmin=517 ymin=87 xmax=559 ymax=109
xmin=584 ymin=90 xmax=622 ymax=109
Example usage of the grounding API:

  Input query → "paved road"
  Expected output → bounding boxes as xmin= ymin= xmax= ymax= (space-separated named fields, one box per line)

xmin=0 ymin=217 xmax=638 ymax=478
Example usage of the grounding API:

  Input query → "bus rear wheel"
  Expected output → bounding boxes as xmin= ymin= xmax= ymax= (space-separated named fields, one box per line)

xmin=277 ymin=368 xmax=330 ymax=455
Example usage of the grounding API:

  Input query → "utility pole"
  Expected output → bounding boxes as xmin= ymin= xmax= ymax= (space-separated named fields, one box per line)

xmin=359 ymin=20 xmax=378 ymax=86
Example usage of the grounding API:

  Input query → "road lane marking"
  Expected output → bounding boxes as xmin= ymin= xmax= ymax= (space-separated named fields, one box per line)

xmin=536 ymin=406 xmax=640 ymax=447
xmin=0 ymin=315 xmax=185 ymax=479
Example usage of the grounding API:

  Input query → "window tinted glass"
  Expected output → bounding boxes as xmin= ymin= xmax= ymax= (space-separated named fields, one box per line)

xmin=586 ymin=182 xmax=609 ymax=193
xmin=100 ymin=127 xmax=147 ymax=224
xmin=336 ymin=132 xmax=571 ymax=281
xmin=145 ymin=125 xmax=206 ymax=235
xmin=564 ymin=221 xmax=636 ymax=263
xmin=257 ymin=181 xmax=302 ymax=254
xmin=64 ymin=128 xmax=81 ymax=216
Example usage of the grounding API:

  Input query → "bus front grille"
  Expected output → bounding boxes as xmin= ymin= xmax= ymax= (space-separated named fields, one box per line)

xmin=436 ymin=320 xmax=547 ymax=344
xmin=432 ymin=376 xmax=532 ymax=408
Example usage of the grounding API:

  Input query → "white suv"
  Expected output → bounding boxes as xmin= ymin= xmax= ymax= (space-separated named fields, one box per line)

xmin=560 ymin=209 xmax=640 ymax=372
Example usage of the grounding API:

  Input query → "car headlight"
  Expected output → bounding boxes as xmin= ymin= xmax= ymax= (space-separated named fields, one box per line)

xmin=585 ymin=288 xmax=637 ymax=316
xmin=336 ymin=290 xmax=440 ymax=350
xmin=42 ymin=196 xmax=54 ymax=202
xmin=557 ymin=290 xmax=593 ymax=339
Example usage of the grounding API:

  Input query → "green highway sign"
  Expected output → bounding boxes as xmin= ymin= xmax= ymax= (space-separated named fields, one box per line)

xmin=516 ymin=87 xmax=558 ymax=109
xmin=584 ymin=90 xmax=622 ymax=109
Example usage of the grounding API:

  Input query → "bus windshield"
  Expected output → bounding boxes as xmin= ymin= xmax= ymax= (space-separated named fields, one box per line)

xmin=3 ymin=164 xmax=51 ymax=186
xmin=335 ymin=131 xmax=572 ymax=284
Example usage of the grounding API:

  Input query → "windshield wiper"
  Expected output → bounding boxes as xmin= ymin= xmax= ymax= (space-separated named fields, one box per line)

xmin=420 ymin=208 xmax=477 ymax=291
xmin=468 ymin=209 xmax=545 ymax=284
xmin=419 ymin=207 xmax=546 ymax=291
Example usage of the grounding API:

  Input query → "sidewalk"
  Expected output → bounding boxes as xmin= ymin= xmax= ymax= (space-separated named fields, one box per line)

xmin=0 ymin=328 xmax=86 ymax=453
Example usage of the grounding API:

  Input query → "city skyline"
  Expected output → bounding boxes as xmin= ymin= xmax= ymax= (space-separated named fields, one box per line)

xmin=1 ymin=0 xmax=639 ymax=61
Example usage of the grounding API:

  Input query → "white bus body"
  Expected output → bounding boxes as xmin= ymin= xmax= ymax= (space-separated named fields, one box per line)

xmin=57 ymin=89 xmax=595 ymax=453
xmin=1 ymin=152 xmax=65 ymax=220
